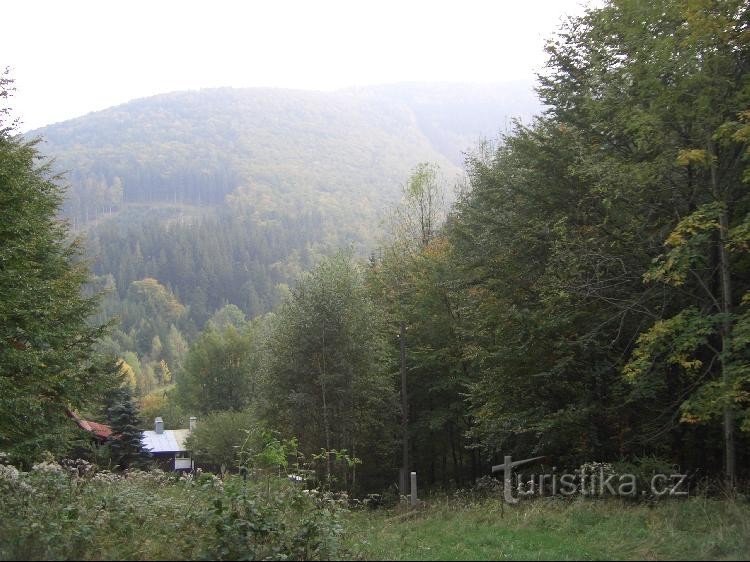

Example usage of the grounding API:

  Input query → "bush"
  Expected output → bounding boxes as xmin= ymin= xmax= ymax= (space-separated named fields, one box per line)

xmin=207 ymin=478 xmax=346 ymax=560
xmin=186 ymin=408 xmax=258 ymax=471
xmin=613 ymin=456 xmax=681 ymax=500
xmin=0 ymin=457 xmax=346 ymax=560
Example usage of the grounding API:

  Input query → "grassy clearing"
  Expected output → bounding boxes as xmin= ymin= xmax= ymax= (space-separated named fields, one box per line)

xmin=342 ymin=496 xmax=750 ymax=561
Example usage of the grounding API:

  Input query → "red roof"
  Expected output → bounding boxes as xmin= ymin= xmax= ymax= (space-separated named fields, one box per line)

xmin=86 ymin=420 xmax=113 ymax=440
xmin=67 ymin=410 xmax=113 ymax=441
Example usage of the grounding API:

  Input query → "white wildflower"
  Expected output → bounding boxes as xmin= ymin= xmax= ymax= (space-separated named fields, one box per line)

xmin=0 ymin=464 xmax=20 ymax=481
xmin=31 ymin=461 xmax=65 ymax=475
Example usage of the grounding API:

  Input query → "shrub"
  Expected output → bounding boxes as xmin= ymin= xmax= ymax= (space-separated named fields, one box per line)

xmin=0 ymin=458 xmax=346 ymax=560
xmin=186 ymin=408 xmax=258 ymax=471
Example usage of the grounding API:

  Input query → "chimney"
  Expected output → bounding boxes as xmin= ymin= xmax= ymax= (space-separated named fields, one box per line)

xmin=154 ymin=417 xmax=164 ymax=434
xmin=189 ymin=416 xmax=197 ymax=432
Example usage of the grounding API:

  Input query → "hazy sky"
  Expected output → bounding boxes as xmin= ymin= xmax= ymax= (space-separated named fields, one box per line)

xmin=3 ymin=0 xmax=594 ymax=131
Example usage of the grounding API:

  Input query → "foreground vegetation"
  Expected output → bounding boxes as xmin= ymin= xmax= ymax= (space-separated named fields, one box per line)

xmin=1 ymin=458 xmax=748 ymax=561
xmin=0 ymin=459 xmax=348 ymax=561
xmin=344 ymin=496 xmax=750 ymax=561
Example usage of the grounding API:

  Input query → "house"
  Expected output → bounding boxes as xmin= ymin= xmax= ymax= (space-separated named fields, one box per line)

xmin=66 ymin=409 xmax=113 ymax=444
xmin=141 ymin=416 xmax=196 ymax=471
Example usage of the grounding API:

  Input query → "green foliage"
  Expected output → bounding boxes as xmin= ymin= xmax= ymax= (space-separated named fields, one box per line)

xmin=307 ymin=449 xmax=363 ymax=491
xmin=450 ymin=120 xmax=634 ymax=464
xmin=122 ymin=277 xmax=187 ymax=355
xmin=265 ymin=252 xmax=397 ymax=491
xmin=0 ymin=72 xmax=118 ymax=465
xmin=139 ymin=386 xmax=186 ymax=430
xmin=612 ymin=456 xmax=683 ymax=500
xmin=33 ymin=84 xmax=532 ymax=230
xmin=387 ymin=162 xmax=447 ymax=251
xmin=0 ymin=460 xmax=347 ymax=560
xmin=207 ymin=304 xmax=247 ymax=332
xmin=33 ymin=84 xmax=536 ymax=346
xmin=186 ymin=408 xmax=257 ymax=470
xmin=105 ymin=386 xmax=150 ymax=470
xmin=7 ymin=0 xmax=750 ymax=494
xmin=443 ymin=0 xmax=750 ymax=476
xmin=370 ymin=162 xmax=475 ymax=487
xmin=87 ymin=206 xmax=319 ymax=327
xmin=209 ymin=477 xmax=346 ymax=561
xmin=175 ymin=322 xmax=263 ymax=414
xmin=236 ymin=427 xmax=299 ymax=475
xmin=2 ymin=460 xmax=748 ymax=561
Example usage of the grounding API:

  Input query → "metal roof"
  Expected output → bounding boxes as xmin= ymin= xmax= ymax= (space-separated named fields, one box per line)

xmin=141 ymin=429 xmax=191 ymax=453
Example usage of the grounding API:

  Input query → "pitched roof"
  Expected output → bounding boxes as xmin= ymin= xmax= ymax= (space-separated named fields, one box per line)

xmin=86 ymin=421 xmax=114 ymax=440
xmin=141 ymin=429 xmax=190 ymax=454
xmin=66 ymin=409 xmax=113 ymax=441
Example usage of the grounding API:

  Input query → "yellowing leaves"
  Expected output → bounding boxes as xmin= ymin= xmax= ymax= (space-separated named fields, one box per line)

xmin=664 ymin=203 xmax=723 ymax=248
xmin=676 ymin=355 xmax=703 ymax=371
xmin=732 ymin=110 xmax=750 ymax=144
xmin=644 ymin=203 xmax=724 ymax=286
xmin=680 ymin=412 xmax=702 ymax=424
xmin=728 ymin=216 xmax=750 ymax=253
xmin=117 ymin=358 xmax=137 ymax=389
xmin=423 ymin=236 xmax=450 ymax=259
xmin=675 ymin=148 xmax=715 ymax=168
xmin=140 ymin=391 xmax=167 ymax=414
xmin=623 ymin=309 xmax=718 ymax=381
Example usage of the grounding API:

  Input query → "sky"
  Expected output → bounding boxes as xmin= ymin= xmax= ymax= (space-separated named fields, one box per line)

xmin=3 ymin=0 xmax=594 ymax=131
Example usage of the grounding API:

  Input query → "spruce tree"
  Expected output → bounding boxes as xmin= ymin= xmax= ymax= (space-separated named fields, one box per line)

xmin=106 ymin=386 xmax=149 ymax=470
xmin=0 ymin=69 xmax=116 ymax=464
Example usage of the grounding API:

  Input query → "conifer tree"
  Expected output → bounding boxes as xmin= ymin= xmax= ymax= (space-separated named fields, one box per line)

xmin=0 ymin=69 xmax=116 ymax=464
xmin=106 ymin=386 xmax=149 ymax=470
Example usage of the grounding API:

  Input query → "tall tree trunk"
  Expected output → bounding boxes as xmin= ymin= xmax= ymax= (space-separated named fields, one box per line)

xmin=351 ymin=443 xmax=356 ymax=493
xmin=321 ymin=319 xmax=332 ymax=484
xmin=321 ymin=376 xmax=331 ymax=482
xmin=449 ymin=424 xmax=459 ymax=486
xmin=711 ymin=144 xmax=736 ymax=487
xmin=400 ymin=321 xmax=409 ymax=493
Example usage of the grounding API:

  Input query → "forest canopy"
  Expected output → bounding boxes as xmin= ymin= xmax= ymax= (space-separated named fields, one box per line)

xmin=3 ymin=0 xmax=749 ymax=492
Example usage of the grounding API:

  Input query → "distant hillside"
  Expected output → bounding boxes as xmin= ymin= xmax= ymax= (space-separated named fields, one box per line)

xmin=349 ymin=81 xmax=539 ymax=164
xmin=32 ymin=83 xmax=538 ymax=236
xmin=30 ymin=82 xmax=539 ymax=326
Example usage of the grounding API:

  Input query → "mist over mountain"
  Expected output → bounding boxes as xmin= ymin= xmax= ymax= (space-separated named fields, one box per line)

xmin=30 ymin=81 xmax=539 ymax=326
xmin=344 ymin=81 xmax=539 ymax=164
xmin=33 ymin=82 xmax=537 ymax=229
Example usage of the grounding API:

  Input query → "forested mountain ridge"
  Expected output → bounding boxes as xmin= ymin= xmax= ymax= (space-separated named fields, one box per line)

xmin=27 ymin=82 xmax=538 ymax=377
xmin=31 ymin=82 xmax=538 ymax=234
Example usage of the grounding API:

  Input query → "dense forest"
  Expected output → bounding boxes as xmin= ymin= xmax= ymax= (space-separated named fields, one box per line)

xmin=34 ymin=82 xmax=537 ymax=230
xmin=3 ymin=0 xmax=750 ymax=504
xmin=24 ymin=82 xmax=539 ymax=393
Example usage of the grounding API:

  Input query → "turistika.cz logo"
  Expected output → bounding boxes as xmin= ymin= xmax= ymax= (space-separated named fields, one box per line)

xmin=494 ymin=455 xmax=688 ymax=504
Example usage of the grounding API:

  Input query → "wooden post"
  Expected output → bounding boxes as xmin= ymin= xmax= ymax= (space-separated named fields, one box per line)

xmin=410 ymin=471 xmax=417 ymax=507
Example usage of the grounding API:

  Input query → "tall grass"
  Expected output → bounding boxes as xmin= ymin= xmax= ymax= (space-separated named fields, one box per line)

xmin=342 ymin=495 xmax=750 ymax=560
